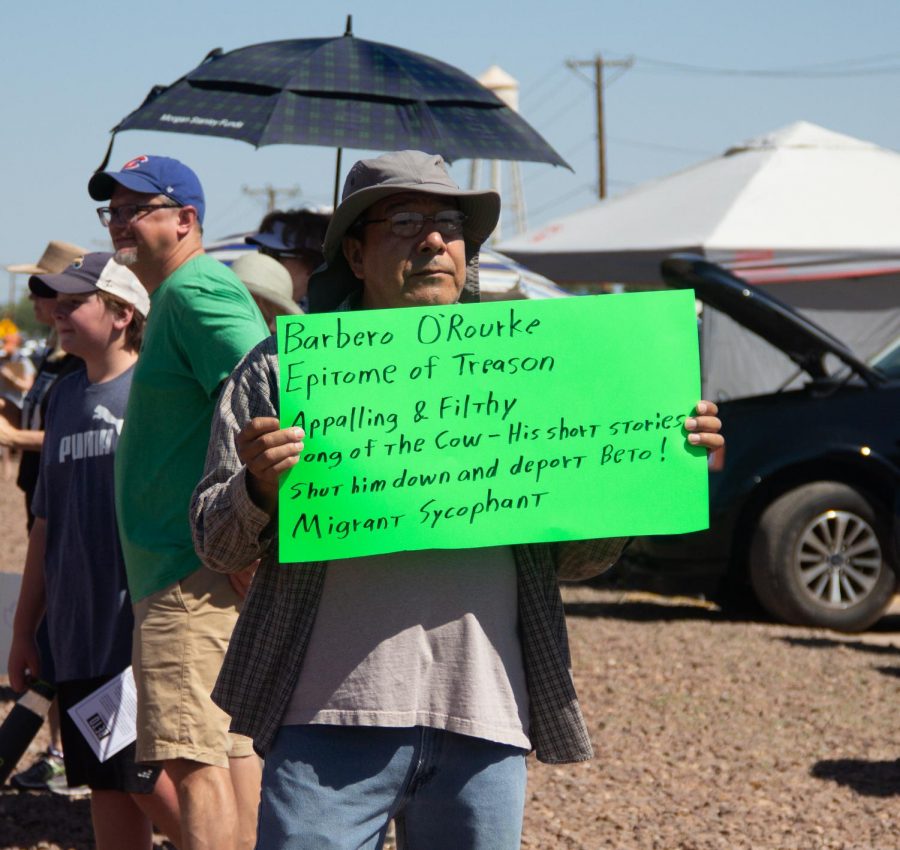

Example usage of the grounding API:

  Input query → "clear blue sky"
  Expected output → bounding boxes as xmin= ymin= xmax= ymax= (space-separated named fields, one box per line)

xmin=3 ymin=0 xmax=900 ymax=299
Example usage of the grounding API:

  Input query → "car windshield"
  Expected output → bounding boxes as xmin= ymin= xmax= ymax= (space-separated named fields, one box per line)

xmin=870 ymin=337 xmax=900 ymax=379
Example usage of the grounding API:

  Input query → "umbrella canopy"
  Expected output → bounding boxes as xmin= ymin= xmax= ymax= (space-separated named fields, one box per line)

xmin=104 ymin=22 xmax=568 ymax=181
xmin=478 ymin=250 xmax=570 ymax=300
xmin=498 ymin=121 xmax=900 ymax=286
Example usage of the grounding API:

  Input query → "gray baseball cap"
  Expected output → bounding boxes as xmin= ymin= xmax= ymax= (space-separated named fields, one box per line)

xmin=308 ymin=150 xmax=500 ymax=312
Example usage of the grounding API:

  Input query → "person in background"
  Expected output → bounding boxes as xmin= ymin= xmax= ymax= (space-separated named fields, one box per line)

xmin=88 ymin=154 xmax=269 ymax=850
xmin=2 ymin=241 xmax=88 ymax=526
xmin=8 ymin=252 xmax=181 ymax=849
xmin=1 ymin=240 xmax=87 ymax=794
xmin=0 ymin=326 xmax=36 ymax=410
xmin=230 ymin=252 xmax=300 ymax=333
xmin=0 ymin=324 xmax=37 ymax=478
xmin=245 ymin=207 xmax=330 ymax=310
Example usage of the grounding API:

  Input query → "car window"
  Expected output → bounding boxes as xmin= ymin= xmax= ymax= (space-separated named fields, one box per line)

xmin=870 ymin=337 xmax=900 ymax=378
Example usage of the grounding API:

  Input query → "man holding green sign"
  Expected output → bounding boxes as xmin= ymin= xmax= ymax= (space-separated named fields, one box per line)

xmin=191 ymin=150 xmax=723 ymax=850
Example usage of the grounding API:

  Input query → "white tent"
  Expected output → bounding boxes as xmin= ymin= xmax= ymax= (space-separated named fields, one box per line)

xmin=500 ymin=122 xmax=900 ymax=398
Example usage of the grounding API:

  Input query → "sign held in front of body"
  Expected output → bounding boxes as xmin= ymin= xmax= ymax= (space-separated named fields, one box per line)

xmin=276 ymin=290 xmax=707 ymax=562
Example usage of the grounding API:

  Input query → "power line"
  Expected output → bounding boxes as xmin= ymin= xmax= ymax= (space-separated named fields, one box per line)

xmin=519 ymin=63 xmax=571 ymax=110
xmin=629 ymin=53 xmax=900 ymax=78
xmin=535 ymin=88 xmax=592 ymax=132
xmin=528 ymin=183 xmax=597 ymax=218
xmin=778 ymin=51 xmax=900 ymax=70
xmin=525 ymin=57 xmax=629 ymax=132
xmin=608 ymin=135 xmax=716 ymax=157
xmin=568 ymin=62 xmax=631 ymax=90
xmin=558 ymin=135 xmax=598 ymax=161
xmin=210 ymin=193 xmax=259 ymax=236
xmin=522 ymin=69 xmax=589 ymax=125
xmin=528 ymin=176 xmax=635 ymax=223
xmin=241 ymin=184 xmax=302 ymax=213
xmin=522 ymin=136 xmax=597 ymax=190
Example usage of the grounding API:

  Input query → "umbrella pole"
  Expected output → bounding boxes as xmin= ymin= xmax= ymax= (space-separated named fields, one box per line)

xmin=96 ymin=131 xmax=118 ymax=173
xmin=333 ymin=148 xmax=343 ymax=209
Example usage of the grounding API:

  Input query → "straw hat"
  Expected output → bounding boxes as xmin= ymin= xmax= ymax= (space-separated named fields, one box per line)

xmin=230 ymin=253 xmax=301 ymax=316
xmin=7 ymin=240 xmax=89 ymax=275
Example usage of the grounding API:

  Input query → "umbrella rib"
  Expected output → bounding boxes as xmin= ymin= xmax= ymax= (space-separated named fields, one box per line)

xmin=425 ymin=99 xmax=505 ymax=109
xmin=188 ymin=80 xmax=436 ymax=107
xmin=286 ymin=89 xmax=417 ymax=105
xmin=283 ymin=92 xmax=505 ymax=109
xmin=189 ymin=80 xmax=280 ymax=96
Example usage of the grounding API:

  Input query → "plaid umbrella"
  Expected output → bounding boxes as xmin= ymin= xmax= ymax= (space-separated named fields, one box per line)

xmin=101 ymin=19 xmax=568 ymax=202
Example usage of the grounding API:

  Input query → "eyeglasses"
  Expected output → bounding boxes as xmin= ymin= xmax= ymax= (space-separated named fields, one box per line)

xmin=361 ymin=210 xmax=467 ymax=239
xmin=96 ymin=203 xmax=181 ymax=227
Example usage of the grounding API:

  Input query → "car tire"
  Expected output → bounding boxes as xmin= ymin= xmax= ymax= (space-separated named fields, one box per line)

xmin=749 ymin=482 xmax=896 ymax=632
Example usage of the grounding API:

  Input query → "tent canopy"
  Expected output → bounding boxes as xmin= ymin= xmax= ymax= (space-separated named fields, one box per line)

xmin=499 ymin=121 xmax=900 ymax=286
xmin=500 ymin=122 xmax=900 ymax=400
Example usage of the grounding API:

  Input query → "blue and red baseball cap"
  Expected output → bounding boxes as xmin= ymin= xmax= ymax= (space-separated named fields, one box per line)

xmin=88 ymin=155 xmax=205 ymax=224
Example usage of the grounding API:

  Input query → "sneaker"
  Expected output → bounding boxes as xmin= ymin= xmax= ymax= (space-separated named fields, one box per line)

xmin=47 ymin=773 xmax=90 ymax=799
xmin=10 ymin=750 xmax=65 ymax=792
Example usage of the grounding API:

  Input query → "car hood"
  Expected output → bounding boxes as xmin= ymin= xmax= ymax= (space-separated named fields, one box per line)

xmin=661 ymin=254 xmax=886 ymax=387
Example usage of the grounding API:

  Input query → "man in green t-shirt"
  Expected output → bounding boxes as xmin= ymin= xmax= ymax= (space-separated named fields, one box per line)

xmin=89 ymin=155 xmax=269 ymax=850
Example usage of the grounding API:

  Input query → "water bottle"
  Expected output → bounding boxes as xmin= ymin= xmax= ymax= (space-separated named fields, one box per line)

xmin=0 ymin=679 xmax=55 ymax=785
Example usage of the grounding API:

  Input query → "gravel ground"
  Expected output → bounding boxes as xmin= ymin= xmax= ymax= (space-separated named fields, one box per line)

xmin=523 ymin=585 xmax=900 ymax=850
xmin=2 ymin=464 xmax=899 ymax=849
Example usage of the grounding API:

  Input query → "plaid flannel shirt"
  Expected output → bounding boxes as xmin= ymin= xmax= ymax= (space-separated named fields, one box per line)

xmin=191 ymin=335 xmax=626 ymax=764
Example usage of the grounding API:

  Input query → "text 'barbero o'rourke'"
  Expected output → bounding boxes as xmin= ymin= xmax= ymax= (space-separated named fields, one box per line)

xmin=280 ymin=307 xmax=543 ymax=354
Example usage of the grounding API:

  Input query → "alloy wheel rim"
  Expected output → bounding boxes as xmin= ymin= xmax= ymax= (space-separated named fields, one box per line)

xmin=795 ymin=509 xmax=882 ymax=609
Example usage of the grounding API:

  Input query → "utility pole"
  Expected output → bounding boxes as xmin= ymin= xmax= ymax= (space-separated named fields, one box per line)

xmin=566 ymin=54 xmax=633 ymax=199
xmin=241 ymin=184 xmax=301 ymax=213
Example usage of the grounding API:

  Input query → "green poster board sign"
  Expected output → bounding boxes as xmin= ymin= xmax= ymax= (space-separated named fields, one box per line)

xmin=276 ymin=290 xmax=707 ymax=562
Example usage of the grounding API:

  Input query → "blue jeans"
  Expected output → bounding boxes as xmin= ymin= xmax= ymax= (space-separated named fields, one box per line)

xmin=257 ymin=725 xmax=528 ymax=850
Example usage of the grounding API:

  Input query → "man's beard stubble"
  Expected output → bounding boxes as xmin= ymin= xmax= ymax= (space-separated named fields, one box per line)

xmin=114 ymin=247 xmax=139 ymax=266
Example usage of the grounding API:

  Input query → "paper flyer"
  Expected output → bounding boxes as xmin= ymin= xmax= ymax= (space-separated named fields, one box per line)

xmin=67 ymin=666 xmax=137 ymax=762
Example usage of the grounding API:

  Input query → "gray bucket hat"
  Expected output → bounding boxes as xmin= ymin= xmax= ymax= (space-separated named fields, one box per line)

xmin=308 ymin=150 xmax=500 ymax=313
xmin=230 ymin=252 xmax=301 ymax=316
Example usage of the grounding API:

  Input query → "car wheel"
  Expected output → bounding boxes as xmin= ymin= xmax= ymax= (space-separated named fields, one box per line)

xmin=749 ymin=482 xmax=896 ymax=632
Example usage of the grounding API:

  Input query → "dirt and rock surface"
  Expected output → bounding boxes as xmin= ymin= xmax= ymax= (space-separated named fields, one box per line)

xmin=1 ymin=467 xmax=898 ymax=849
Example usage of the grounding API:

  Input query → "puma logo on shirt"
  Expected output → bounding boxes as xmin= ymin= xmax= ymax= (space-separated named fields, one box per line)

xmin=92 ymin=405 xmax=124 ymax=434
xmin=56 ymin=405 xmax=124 ymax=462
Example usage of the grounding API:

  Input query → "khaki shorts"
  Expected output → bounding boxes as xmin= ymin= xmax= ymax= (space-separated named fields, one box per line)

xmin=132 ymin=566 xmax=255 ymax=767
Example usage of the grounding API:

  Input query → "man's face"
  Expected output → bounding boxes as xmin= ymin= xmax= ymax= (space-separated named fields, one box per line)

xmin=343 ymin=192 xmax=467 ymax=310
xmin=107 ymin=185 xmax=184 ymax=268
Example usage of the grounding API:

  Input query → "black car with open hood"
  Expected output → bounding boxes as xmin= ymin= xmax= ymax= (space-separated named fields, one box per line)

xmin=627 ymin=255 xmax=900 ymax=631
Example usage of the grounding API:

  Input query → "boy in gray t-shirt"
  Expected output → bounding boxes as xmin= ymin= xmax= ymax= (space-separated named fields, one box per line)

xmin=8 ymin=253 xmax=180 ymax=850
